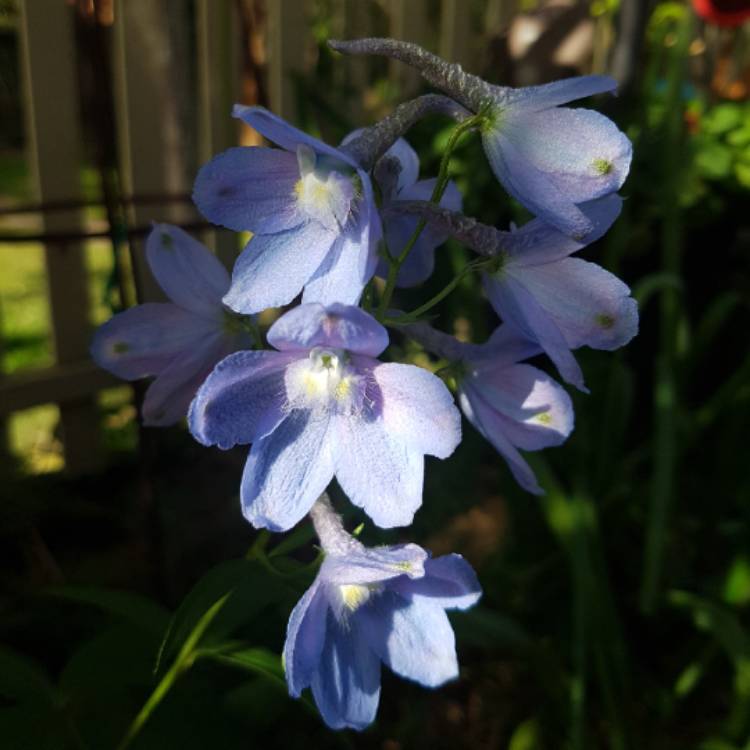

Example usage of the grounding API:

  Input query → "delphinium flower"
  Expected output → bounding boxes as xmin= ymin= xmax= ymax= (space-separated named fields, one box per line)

xmin=189 ymin=302 xmax=461 ymax=531
xmin=392 ymin=194 xmax=638 ymax=391
xmin=406 ymin=323 xmax=573 ymax=494
xmin=90 ymin=224 xmax=254 ymax=426
xmin=285 ymin=494 xmax=481 ymax=730
xmin=193 ymin=106 xmax=381 ymax=313
xmin=371 ymin=137 xmax=462 ymax=286
xmin=329 ymin=38 xmax=632 ymax=238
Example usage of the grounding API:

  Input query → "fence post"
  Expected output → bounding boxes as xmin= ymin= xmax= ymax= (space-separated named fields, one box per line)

xmin=267 ymin=0 xmax=309 ymax=124
xmin=388 ymin=0 xmax=430 ymax=96
xmin=112 ymin=0 xmax=194 ymax=303
xmin=196 ymin=0 xmax=241 ymax=270
xmin=440 ymin=0 xmax=474 ymax=72
xmin=18 ymin=0 xmax=102 ymax=474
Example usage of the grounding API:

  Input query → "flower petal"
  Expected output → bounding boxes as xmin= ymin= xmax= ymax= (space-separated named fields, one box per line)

xmin=391 ymin=554 xmax=482 ymax=611
xmin=483 ymin=129 xmax=593 ymax=238
xmin=223 ymin=221 xmax=337 ymax=314
xmin=91 ymin=303 xmax=215 ymax=380
xmin=502 ymin=107 xmax=632 ymax=205
xmin=385 ymin=137 xmax=420 ymax=192
xmin=372 ymin=362 xmax=461 ymax=458
xmin=333 ymin=410 xmax=425 ymax=529
xmin=284 ymin=580 xmax=329 ymax=697
xmin=267 ymin=303 xmax=388 ymax=356
xmin=501 ymin=75 xmax=618 ymax=113
xmin=192 ymin=146 xmax=304 ymax=233
xmin=146 ymin=224 xmax=229 ymax=314
xmin=322 ymin=544 xmax=428 ymax=585
xmin=358 ymin=591 xmax=459 ymax=688
xmin=310 ymin=612 xmax=381 ymax=731
xmin=241 ymin=410 xmax=335 ymax=532
xmin=511 ymin=257 xmax=639 ymax=351
xmin=233 ymin=105 xmax=359 ymax=169
xmin=504 ymin=194 xmax=623 ymax=267
xmin=466 ymin=363 xmax=574 ymax=449
xmin=459 ymin=389 xmax=543 ymax=494
xmin=142 ymin=333 xmax=226 ymax=426
xmin=188 ymin=349 xmax=294 ymax=448
xmin=483 ymin=273 xmax=587 ymax=391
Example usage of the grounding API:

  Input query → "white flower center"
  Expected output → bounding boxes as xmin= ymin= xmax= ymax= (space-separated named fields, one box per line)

xmin=294 ymin=145 xmax=353 ymax=231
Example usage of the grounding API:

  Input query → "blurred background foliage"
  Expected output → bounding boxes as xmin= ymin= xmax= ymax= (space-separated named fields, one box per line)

xmin=1 ymin=0 xmax=750 ymax=748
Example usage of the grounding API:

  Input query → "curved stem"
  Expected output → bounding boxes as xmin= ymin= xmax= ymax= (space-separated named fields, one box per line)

xmin=375 ymin=114 xmax=484 ymax=321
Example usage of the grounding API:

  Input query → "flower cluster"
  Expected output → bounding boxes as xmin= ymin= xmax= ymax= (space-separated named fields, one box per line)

xmin=92 ymin=38 xmax=638 ymax=731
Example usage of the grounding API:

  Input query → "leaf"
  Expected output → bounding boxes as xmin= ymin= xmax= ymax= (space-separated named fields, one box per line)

xmin=0 ymin=646 xmax=56 ymax=706
xmin=45 ymin=585 xmax=170 ymax=635
xmin=155 ymin=559 xmax=291 ymax=674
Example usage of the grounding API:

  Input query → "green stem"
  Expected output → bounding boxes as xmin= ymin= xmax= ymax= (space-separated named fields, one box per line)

xmin=115 ymin=593 xmax=230 ymax=750
xmin=640 ymin=11 xmax=692 ymax=615
xmin=375 ymin=114 xmax=485 ymax=321
xmin=384 ymin=258 xmax=489 ymax=325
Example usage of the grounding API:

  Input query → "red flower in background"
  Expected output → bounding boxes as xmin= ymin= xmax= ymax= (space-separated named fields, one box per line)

xmin=693 ymin=0 xmax=750 ymax=27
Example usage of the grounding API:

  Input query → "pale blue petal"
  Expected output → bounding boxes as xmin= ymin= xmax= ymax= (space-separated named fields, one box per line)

xmin=502 ymin=75 xmax=618 ymax=112
xmin=467 ymin=363 xmax=574 ymax=448
xmin=223 ymin=221 xmax=337 ymax=314
xmin=284 ymin=581 xmax=329 ymax=697
xmin=483 ymin=273 xmax=587 ymax=391
xmin=311 ymin=612 xmax=381 ymax=731
xmin=502 ymin=108 xmax=632 ymax=204
xmin=474 ymin=325 xmax=542 ymax=365
xmin=391 ymin=554 xmax=482 ymax=610
xmin=322 ymin=544 xmax=428 ymax=585
xmin=91 ymin=304 xmax=215 ymax=380
xmin=483 ymin=128 xmax=593 ymax=238
xmin=188 ymin=349 xmax=295 ymax=448
xmin=192 ymin=147 xmax=304 ymax=233
xmin=142 ymin=333 xmax=226 ymax=427
xmin=241 ymin=410 xmax=335 ymax=532
xmin=233 ymin=105 xmax=359 ymax=169
xmin=357 ymin=591 xmax=459 ymax=688
xmin=459 ymin=389 xmax=543 ymax=494
xmin=267 ymin=303 xmax=388 ymax=356
xmin=146 ymin=224 xmax=229 ymax=314
xmin=372 ymin=362 xmax=461 ymax=458
xmin=512 ymin=257 xmax=639 ymax=351
xmin=333 ymin=410 xmax=424 ymax=529
xmin=504 ymin=194 xmax=623 ymax=267
xmin=301 ymin=222 xmax=370 ymax=306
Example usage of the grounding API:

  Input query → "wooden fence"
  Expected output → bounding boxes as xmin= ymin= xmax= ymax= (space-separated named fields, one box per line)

xmin=1 ymin=0 xmax=609 ymax=474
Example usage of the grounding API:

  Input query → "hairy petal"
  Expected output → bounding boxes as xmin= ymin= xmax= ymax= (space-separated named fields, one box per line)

xmin=234 ymin=105 xmax=359 ymax=169
xmin=268 ymin=303 xmax=388 ymax=356
xmin=502 ymin=75 xmax=619 ymax=112
xmin=146 ymin=224 xmax=229 ymax=314
xmin=241 ymin=410 xmax=334 ymax=532
xmin=91 ymin=303 xmax=215 ymax=381
xmin=284 ymin=581 xmax=329 ymax=697
xmin=460 ymin=389 xmax=544 ymax=495
xmin=188 ymin=349 xmax=294 ymax=448
xmin=391 ymin=554 xmax=482 ymax=610
xmin=372 ymin=362 xmax=461 ymax=458
xmin=358 ymin=591 xmax=459 ymax=688
xmin=223 ymin=221 xmax=337 ymax=314
xmin=512 ymin=257 xmax=639 ymax=351
xmin=192 ymin=146 xmax=304 ymax=234
xmin=311 ymin=613 xmax=381 ymax=731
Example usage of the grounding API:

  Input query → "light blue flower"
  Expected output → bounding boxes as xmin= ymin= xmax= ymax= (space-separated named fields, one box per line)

xmin=481 ymin=195 xmax=638 ymax=391
xmin=188 ymin=303 xmax=461 ymax=531
xmin=407 ymin=323 xmax=573 ymax=494
xmin=90 ymin=224 xmax=253 ymax=426
xmin=329 ymin=39 xmax=632 ymax=238
xmin=284 ymin=531 xmax=481 ymax=730
xmin=193 ymin=106 xmax=381 ymax=313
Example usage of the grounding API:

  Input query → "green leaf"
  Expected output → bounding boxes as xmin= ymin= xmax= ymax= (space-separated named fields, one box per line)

xmin=155 ymin=559 xmax=291 ymax=674
xmin=45 ymin=585 xmax=170 ymax=635
xmin=695 ymin=141 xmax=733 ymax=180
xmin=0 ymin=646 xmax=56 ymax=706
